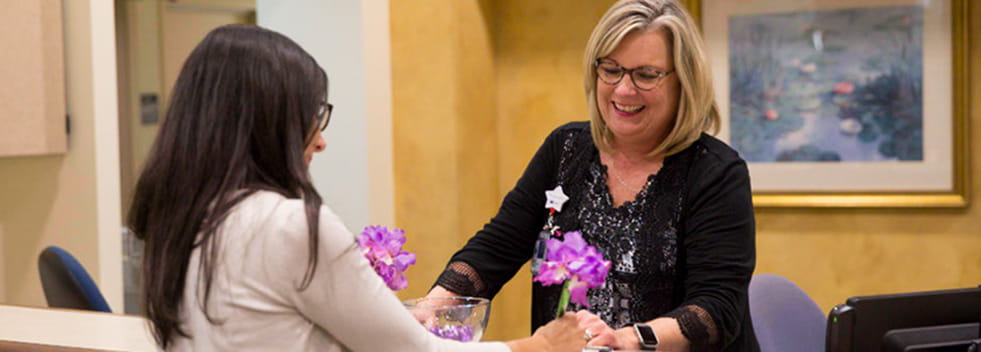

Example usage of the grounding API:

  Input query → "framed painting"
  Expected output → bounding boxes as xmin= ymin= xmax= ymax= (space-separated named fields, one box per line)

xmin=687 ymin=0 xmax=969 ymax=207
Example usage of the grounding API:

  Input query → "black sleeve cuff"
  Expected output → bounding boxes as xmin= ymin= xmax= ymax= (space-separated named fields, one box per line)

xmin=432 ymin=261 xmax=487 ymax=298
xmin=663 ymin=306 xmax=716 ymax=352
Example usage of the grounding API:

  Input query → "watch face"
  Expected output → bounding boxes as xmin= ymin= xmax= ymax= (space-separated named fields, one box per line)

xmin=634 ymin=324 xmax=659 ymax=348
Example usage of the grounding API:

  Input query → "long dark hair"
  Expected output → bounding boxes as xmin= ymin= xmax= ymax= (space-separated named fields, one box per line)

xmin=128 ymin=24 xmax=328 ymax=348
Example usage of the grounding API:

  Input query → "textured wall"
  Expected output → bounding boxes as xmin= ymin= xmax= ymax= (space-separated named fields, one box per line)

xmin=391 ymin=0 xmax=981 ymax=341
xmin=392 ymin=0 xmax=462 ymax=303
xmin=390 ymin=0 xmax=500 ymax=298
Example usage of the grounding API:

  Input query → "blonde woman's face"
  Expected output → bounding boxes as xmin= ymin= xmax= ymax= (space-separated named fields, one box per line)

xmin=596 ymin=28 xmax=680 ymax=147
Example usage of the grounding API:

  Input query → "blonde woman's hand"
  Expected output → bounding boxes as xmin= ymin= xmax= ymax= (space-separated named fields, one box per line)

xmin=424 ymin=285 xmax=460 ymax=299
xmin=409 ymin=286 xmax=461 ymax=326
xmin=576 ymin=310 xmax=636 ymax=349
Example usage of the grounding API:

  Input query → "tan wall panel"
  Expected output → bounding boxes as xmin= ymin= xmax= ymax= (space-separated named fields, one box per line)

xmin=391 ymin=1 xmax=509 ymax=341
xmin=456 ymin=1 xmax=500 ymax=241
xmin=0 ymin=0 xmax=66 ymax=157
xmin=0 ymin=0 xmax=101 ymax=306
xmin=492 ymin=0 xmax=615 ymax=193
xmin=39 ymin=0 xmax=67 ymax=156
xmin=116 ymin=0 xmax=133 ymax=226
xmin=169 ymin=0 xmax=254 ymax=12
xmin=452 ymin=0 xmax=508 ymax=339
xmin=0 ymin=225 xmax=5 ymax=302
xmin=160 ymin=3 xmax=250 ymax=106
xmin=391 ymin=0 xmax=464 ymax=303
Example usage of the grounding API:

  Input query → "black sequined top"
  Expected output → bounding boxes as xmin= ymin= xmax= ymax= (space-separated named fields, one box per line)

xmin=435 ymin=122 xmax=759 ymax=352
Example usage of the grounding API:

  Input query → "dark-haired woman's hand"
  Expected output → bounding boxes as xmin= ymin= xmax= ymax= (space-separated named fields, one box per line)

xmin=507 ymin=313 xmax=585 ymax=352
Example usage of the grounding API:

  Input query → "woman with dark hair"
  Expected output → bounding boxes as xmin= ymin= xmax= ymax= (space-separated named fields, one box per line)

xmin=129 ymin=24 xmax=584 ymax=352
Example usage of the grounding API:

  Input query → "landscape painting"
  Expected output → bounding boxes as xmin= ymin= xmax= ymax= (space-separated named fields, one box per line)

xmin=727 ymin=6 xmax=924 ymax=163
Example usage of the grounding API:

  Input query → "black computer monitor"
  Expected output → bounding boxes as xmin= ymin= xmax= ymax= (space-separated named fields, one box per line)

xmin=826 ymin=286 xmax=981 ymax=352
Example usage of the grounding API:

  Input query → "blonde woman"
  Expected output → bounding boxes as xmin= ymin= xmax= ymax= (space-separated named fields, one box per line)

xmin=427 ymin=1 xmax=758 ymax=351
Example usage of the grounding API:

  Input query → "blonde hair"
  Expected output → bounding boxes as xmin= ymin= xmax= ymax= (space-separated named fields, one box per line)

xmin=583 ymin=0 xmax=719 ymax=157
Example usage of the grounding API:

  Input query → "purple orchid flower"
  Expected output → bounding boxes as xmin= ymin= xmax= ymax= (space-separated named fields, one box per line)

xmin=532 ymin=231 xmax=611 ymax=310
xmin=428 ymin=324 xmax=475 ymax=342
xmin=358 ymin=225 xmax=416 ymax=291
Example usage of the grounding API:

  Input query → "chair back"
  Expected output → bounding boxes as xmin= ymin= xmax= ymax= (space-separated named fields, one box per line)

xmin=749 ymin=273 xmax=825 ymax=352
xmin=37 ymin=246 xmax=111 ymax=312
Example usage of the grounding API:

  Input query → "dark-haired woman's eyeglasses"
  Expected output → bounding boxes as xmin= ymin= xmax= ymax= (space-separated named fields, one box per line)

xmin=595 ymin=58 xmax=674 ymax=91
xmin=317 ymin=102 xmax=334 ymax=132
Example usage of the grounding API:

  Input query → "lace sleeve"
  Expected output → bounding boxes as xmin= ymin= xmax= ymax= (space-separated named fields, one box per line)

xmin=663 ymin=305 xmax=719 ymax=352
xmin=433 ymin=262 xmax=487 ymax=298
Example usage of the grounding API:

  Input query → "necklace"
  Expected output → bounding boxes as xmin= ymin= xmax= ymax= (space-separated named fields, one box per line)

xmin=610 ymin=158 xmax=642 ymax=193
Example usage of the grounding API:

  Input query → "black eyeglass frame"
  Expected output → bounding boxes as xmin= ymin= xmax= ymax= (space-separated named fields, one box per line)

xmin=594 ymin=58 xmax=674 ymax=91
xmin=317 ymin=102 xmax=334 ymax=132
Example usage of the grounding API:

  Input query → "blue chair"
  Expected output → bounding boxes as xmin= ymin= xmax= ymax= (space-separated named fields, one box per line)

xmin=37 ymin=246 xmax=111 ymax=312
xmin=749 ymin=273 xmax=825 ymax=352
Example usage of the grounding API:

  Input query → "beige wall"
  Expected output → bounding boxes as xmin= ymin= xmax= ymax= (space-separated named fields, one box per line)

xmin=391 ymin=0 xmax=501 ymax=302
xmin=160 ymin=2 xmax=253 ymax=105
xmin=0 ymin=0 xmax=122 ymax=308
xmin=493 ymin=0 xmax=615 ymax=189
xmin=0 ymin=0 xmax=67 ymax=157
xmin=0 ymin=225 xmax=5 ymax=302
xmin=391 ymin=0 xmax=524 ymax=340
xmin=362 ymin=0 xmax=396 ymax=227
xmin=392 ymin=0 xmax=981 ymax=341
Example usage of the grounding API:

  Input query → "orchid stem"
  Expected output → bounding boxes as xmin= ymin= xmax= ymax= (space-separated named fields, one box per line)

xmin=555 ymin=280 xmax=571 ymax=319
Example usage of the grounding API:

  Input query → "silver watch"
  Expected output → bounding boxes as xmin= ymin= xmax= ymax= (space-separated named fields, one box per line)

xmin=633 ymin=324 xmax=659 ymax=350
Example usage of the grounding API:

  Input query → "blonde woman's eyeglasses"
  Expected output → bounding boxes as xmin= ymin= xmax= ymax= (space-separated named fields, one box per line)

xmin=595 ymin=58 xmax=674 ymax=91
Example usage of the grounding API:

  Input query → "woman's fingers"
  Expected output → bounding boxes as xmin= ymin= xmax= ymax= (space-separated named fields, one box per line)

xmin=575 ymin=310 xmax=619 ymax=347
xmin=587 ymin=332 xmax=617 ymax=347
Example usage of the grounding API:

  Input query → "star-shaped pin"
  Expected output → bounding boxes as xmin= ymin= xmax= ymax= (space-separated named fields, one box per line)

xmin=545 ymin=185 xmax=569 ymax=212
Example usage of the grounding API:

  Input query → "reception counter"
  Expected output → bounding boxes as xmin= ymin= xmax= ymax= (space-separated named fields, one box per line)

xmin=0 ymin=304 xmax=156 ymax=351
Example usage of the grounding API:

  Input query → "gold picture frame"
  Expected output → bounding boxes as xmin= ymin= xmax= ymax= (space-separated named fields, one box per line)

xmin=685 ymin=0 xmax=970 ymax=208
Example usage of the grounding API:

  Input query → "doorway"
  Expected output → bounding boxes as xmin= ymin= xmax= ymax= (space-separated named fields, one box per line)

xmin=114 ymin=0 xmax=255 ymax=315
